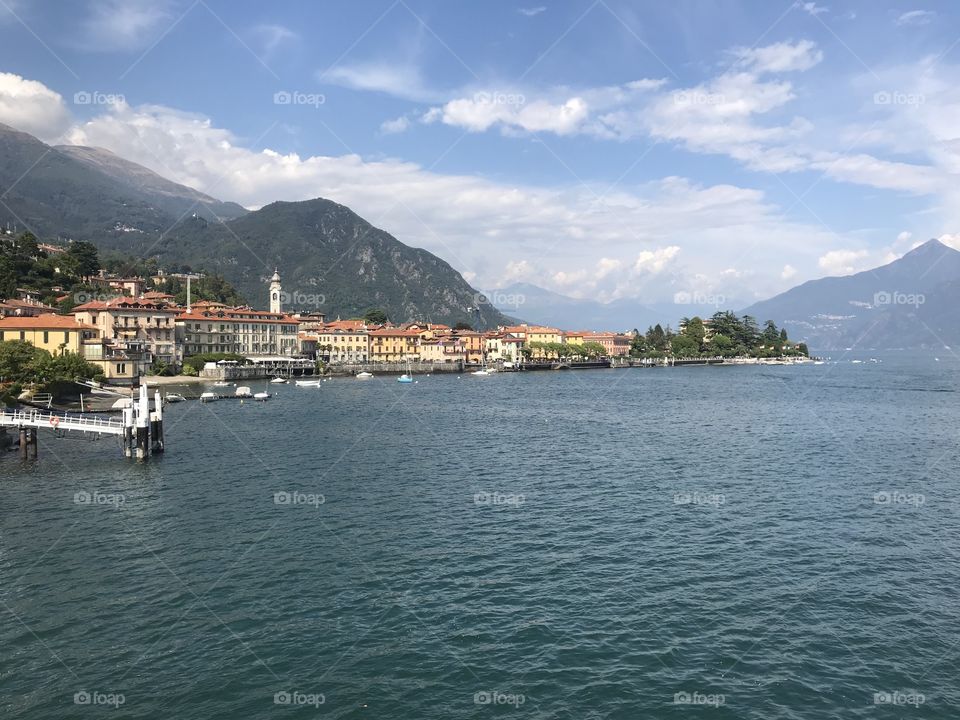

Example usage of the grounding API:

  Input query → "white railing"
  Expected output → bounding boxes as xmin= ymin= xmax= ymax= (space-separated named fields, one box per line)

xmin=0 ymin=409 xmax=125 ymax=435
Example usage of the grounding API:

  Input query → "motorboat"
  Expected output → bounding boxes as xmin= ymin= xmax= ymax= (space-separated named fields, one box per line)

xmin=471 ymin=369 xmax=490 ymax=376
xmin=164 ymin=393 xmax=185 ymax=403
xmin=213 ymin=381 xmax=231 ymax=387
xmin=235 ymin=386 xmax=253 ymax=398
xmin=270 ymin=377 xmax=288 ymax=384
xmin=254 ymin=391 xmax=271 ymax=401
xmin=356 ymin=372 xmax=374 ymax=379
xmin=295 ymin=379 xmax=322 ymax=387
xmin=200 ymin=391 xmax=219 ymax=403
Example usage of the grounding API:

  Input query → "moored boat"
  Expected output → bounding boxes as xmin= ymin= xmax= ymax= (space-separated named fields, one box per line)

xmin=235 ymin=386 xmax=253 ymax=398
xmin=254 ymin=391 xmax=271 ymax=401
xmin=200 ymin=391 xmax=219 ymax=403
xmin=164 ymin=393 xmax=185 ymax=403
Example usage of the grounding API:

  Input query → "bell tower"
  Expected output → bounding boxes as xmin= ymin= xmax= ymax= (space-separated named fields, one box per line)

xmin=269 ymin=269 xmax=282 ymax=314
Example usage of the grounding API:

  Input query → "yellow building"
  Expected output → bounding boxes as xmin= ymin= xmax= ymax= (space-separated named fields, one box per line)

xmin=0 ymin=314 xmax=100 ymax=355
xmin=368 ymin=328 xmax=421 ymax=362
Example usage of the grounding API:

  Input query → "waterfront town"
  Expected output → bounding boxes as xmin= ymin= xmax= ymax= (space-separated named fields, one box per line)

xmin=0 ymin=266 xmax=641 ymax=384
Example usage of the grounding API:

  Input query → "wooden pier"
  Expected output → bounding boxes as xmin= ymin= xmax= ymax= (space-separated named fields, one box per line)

xmin=1 ymin=385 xmax=165 ymax=460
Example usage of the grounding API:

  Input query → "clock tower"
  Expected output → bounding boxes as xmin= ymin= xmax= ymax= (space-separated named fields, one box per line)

xmin=269 ymin=269 xmax=282 ymax=314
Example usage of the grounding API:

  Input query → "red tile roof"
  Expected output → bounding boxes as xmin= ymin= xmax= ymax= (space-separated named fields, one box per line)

xmin=0 ymin=314 xmax=98 ymax=330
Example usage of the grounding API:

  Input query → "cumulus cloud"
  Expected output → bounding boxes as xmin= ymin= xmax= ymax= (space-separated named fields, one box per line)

xmin=818 ymin=249 xmax=869 ymax=276
xmin=0 ymin=72 xmax=72 ymax=141
xmin=380 ymin=116 xmax=411 ymax=135
xmin=794 ymin=2 xmax=828 ymax=16
xmin=781 ymin=264 xmax=797 ymax=280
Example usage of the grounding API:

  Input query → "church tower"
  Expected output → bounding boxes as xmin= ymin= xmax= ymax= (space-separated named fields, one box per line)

xmin=269 ymin=269 xmax=282 ymax=314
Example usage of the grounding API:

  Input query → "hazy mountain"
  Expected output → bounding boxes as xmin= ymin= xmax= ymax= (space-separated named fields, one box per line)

xmin=0 ymin=123 xmax=510 ymax=326
xmin=486 ymin=282 xmax=718 ymax=332
xmin=742 ymin=239 xmax=960 ymax=350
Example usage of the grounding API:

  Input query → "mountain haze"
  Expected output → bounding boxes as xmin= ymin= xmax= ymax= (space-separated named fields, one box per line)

xmin=742 ymin=239 xmax=960 ymax=350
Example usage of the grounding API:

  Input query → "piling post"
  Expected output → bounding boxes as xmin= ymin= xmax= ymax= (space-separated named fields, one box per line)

xmin=19 ymin=427 xmax=27 ymax=459
xmin=28 ymin=428 xmax=37 ymax=459
xmin=151 ymin=391 xmax=164 ymax=453
xmin=135 ymin=385 xmax=149 ymax=460
xmin=122 ymin=407 xmax=134 ymax=458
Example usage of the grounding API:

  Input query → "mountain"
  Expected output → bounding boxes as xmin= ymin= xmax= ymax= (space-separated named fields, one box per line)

xmin=0 ymin=123 xmax=510 ymax=327
xmin=486 ymin=282 xmax=717 ymax=332
xmin=742 ymin=239 xmax=960 ymax=350
xmin=152 ymin=199 xmax=511 ymax=327
xmin=0 ymin=123 xmax=246 ymax=239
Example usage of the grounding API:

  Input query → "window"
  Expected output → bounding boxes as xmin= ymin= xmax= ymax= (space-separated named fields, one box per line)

xmin=64 ymin=331 xmax=69 ymax=343
xmin=43 ymin=331 xmax=49 ymax=343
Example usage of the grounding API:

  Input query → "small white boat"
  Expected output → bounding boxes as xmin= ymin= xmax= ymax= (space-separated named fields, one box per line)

xmin=813 ymin=361 xmax=824 ymax=365
xmin=295 ymin=379 xmax=322 ymax=387
xmin=471 ymin=369 xmax=490 ymax=376
xmin=213 ymin=381 xmax=230 ymax=387
xmin=356 ymin=371 xmax=374 ymax=379
xmin=254 ymin=391 xmax=271 ymax=401
xmin=164 ymin=393 xmax=185 ymax=403
xmin=200 ymin=391 xmax=219 ymax=403
xmin=270 ymin=377 xmax=288 ymax=384
xmin=235 ymin=386 xmax=253 ymax=398
xmin=397 ymin=374 xmax=413 ymax=383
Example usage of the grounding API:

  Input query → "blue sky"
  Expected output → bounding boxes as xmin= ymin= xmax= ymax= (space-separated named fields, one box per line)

xmin=1 ymin=0 xmax=958 ymax=308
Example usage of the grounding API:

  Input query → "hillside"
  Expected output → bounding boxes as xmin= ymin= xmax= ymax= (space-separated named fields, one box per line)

xmin=0 ymin=123 xmax=510 ymax=327
xmin=742 ymin=239 xmax=960 ymax=350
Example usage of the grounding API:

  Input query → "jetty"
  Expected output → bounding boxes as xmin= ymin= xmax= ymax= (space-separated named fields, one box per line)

xmin=1 ymin=385 xmax=165 ymax=461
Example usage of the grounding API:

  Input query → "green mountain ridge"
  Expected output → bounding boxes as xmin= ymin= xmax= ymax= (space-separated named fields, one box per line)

xmin=0 ymin=123 xmax=509 ymax=327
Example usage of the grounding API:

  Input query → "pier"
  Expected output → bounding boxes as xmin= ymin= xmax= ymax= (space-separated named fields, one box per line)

xmin=1 ymin=385 xmax=165 ymax=460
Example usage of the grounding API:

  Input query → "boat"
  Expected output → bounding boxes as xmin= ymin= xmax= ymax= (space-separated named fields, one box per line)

xmin=397 ymin=359 xmax=414 ymax=383
xmin=295 ymin=379 xmax=322 ymax=387
xmin=813 ymin=361 xmax=825 ymax=365
xmin=164 ymin=393 xmax=185 ymax=403
xmin=471 ymin=369 xmax=490 ymax=376
xmin=200 ymin=391 xmax=219 ymax=403
xmin=356 ymin=371 xmax=374 ymax=379
xmin=235 ymin=386 xmax=253 ymax=398
xmin=270 ymin=377 xmax=288 ymax=384
xmin=213 ymin=380 xmax=231 ymax=387
xmin=254 ymin=391 xmax=271 ymax=401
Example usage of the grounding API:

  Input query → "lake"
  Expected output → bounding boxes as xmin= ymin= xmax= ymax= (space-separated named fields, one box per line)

xmin=1 ymin=353 xmax=958 ymax=718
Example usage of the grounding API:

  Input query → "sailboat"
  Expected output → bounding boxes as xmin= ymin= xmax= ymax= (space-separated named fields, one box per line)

xmin=472 ymin=354 xmax=491 ymax=376
xmin=397 ymin=358 xmax=414 ymax=383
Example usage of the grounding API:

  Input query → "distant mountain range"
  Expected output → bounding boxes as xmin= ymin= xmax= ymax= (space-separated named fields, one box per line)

xmin=0 ymin=123 xmax=510 ymax=327
xmin=485 ymin=282 xmax=730 ymax=333
xmin=741 ymin=239 xmax=960 ymax=350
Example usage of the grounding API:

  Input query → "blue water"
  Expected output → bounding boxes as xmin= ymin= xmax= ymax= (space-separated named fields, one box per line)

xmin=2 ymin=353 xmax=959 ymax=718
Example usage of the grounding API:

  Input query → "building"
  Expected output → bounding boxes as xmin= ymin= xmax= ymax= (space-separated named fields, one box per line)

xmin=368 ymin=328 xmax=421 ymax=362
xmin=485 ymin=333 xmax=525 ymax=363
xmin=582 ymin=331 xmax=631 ymax=356
xmin=176 ymin=307 xmax=299 ymax=357
xmin=0 ymin=314 xmax=100 ymax=356
xmin=269 ymin=269 xmax=282 ymax=314
xmin=419 ymin=337 xmax=465 ymax=364
xmin=72 ymin=297 xmax=180 ymax=374
xmin=315 ymin=320 xmax=370 ymax=363
xmin=0 ymin=298 xmax=58 ymax=317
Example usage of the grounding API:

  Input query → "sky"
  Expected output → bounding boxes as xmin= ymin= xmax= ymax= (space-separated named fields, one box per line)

xmin=1 ymin=0 xmax=959 ymax=309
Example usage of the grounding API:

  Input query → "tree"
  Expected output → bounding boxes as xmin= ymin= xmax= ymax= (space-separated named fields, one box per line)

xmin=454 ymin=322 xmax=473 ymax=331
xmin=711 ymin=333 xmax=734 ymax=356
xmin=647 ymin=324 xmax=667 ymax=351
xmin=762 ymin=320 xmax=780 ymax=344
xmin=65 ymin=241 xmax=100 ymax=280
xmin=780 ymin=328 xmax=788 ymax=343
xmin=0 ymin=341 xmax=45 ymax=383
xmin=681 ymin=316 xmax=706 ymax=351
xmin=363 ymin=309 xmax=388 ymax=325
xmin=671 ymin=335 xmax=699 ymax=357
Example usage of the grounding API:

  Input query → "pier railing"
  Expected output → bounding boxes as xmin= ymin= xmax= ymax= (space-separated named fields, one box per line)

xmin=0 ymin=409 xmax=125 ymax=436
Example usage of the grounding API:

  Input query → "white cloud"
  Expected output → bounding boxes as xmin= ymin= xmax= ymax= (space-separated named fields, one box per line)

xmin=632 ymin=246 xmax=680 ymax=275
xmin=897 ymin=230 xmax=913 ymax=242
xmin=781 ymin=264 xmax=797 ymax=280
xmin=80 ymin=0 xmax=176 ymax=52
xmin=937 ymin=233 xmax=960 ymax=251
xmin=818 ymin=249 xmax=869 ymax=275
xmin=794 ymin=2 xmax=829 ymax=16
xmin=380 ymin=116 xmax=411 ymax=135
xmin=518 ymin=6 xmax=546 ymax=16
xmin=732 ymin=39 xmax=824 ymax=73
xmin=0 ymin=72 xmax=72 ymax=142
xmin=896 ymin=10 xmax=935 ymax=26
xmin=321 ymin=63 xmax=439 ymax=102
xmin=428 ymin=95 xmax=589 ymax=135
xmin=250 ymin=24 xmax=297 ymax=58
